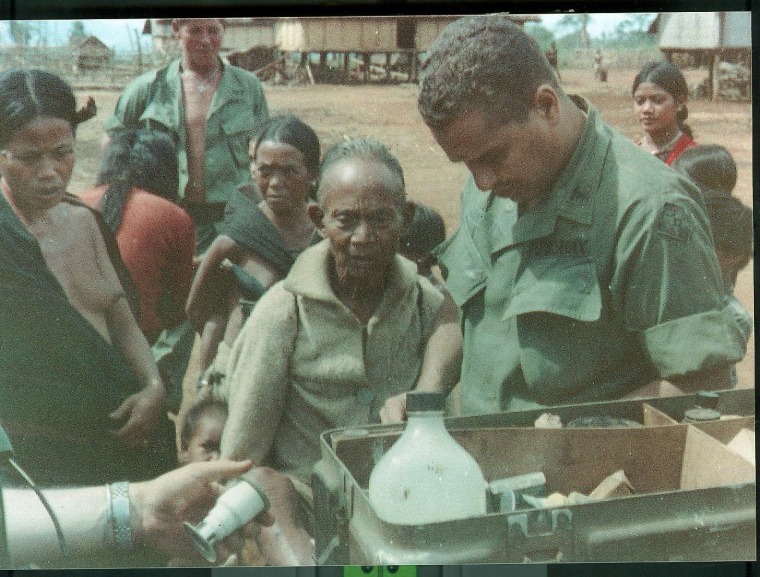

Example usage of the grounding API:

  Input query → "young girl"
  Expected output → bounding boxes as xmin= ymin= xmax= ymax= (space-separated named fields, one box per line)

xmin=672 ymin=145 xmax=753 ymax=386
xmin=179 ymin=397 xmax=228 ymax=464
xmin=632 ymin=61 xmax=696 ymax=165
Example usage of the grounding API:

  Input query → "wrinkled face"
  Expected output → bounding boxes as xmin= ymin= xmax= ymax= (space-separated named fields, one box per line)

xmin=318 ymin=159 xmax=406 ymax=287
xmin=633 ymin=82 xmax=680 ymax=138
xmin=174 ymin=19 xmax=224 ymax=69
xmin=253 ymin=140 xmax=312 ymax=214
xmin=0 ymin=116 xmax=75 ymax=217
xmin=183 ymin=411 xmax=225 ymax=463
xmin=432 ymin=107 xmax=556 ymax=206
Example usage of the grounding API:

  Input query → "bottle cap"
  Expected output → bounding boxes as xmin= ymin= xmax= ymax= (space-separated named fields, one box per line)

xmin=696 ymin=390 xmax=720 ymax=410
xmin=407 ymin=391 xmax=445 ymax=412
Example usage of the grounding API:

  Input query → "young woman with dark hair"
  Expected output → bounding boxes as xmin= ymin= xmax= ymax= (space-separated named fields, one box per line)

xmin=186 ymin=114 xmax=320 ymax=391
xmin=0 ymin=69 xmax=173 ymax=486
xmin=632 ymin=61 xmax=696 ymax=165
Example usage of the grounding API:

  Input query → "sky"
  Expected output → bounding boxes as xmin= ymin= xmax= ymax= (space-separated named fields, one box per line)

xmin=6 ymin=14 xmax=649 ymax=53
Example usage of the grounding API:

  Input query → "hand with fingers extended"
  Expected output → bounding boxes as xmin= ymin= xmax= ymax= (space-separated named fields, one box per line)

xmin=110 ymin=384 xmax=166 ymax=446
xmin=131 ymin=459 xmax=274 ymax=563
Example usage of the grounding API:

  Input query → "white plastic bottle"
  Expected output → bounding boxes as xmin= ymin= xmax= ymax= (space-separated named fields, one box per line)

xmin=368 ymin=392 xmax=487 ymax=525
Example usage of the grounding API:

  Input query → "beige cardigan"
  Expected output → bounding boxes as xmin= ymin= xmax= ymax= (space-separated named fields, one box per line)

xmin=220 ymin=239 xmax=444 ymax=483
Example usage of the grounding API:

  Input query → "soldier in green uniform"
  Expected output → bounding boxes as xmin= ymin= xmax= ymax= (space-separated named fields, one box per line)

xmin=416 ymin=15 xmax=746 ymax=414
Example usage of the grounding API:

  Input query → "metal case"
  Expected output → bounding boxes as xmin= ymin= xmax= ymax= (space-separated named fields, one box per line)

xmin=313 ymin=389 xmax=755 ymax=564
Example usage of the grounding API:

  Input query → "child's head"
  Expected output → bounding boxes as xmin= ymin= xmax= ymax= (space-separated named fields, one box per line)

xmin=701 ymin=189 xmax=753 ymax=287
xmin=180 ymin=398 xmax=228 ymax=463
xmin=672 ymin=144 xmax=738 ymax=195
xmin=400 ymin=203 xmax=446 ymax=277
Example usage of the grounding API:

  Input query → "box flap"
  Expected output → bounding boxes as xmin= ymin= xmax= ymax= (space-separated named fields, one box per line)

xmin=680 ymin=425 xmax=756 ymax=489
xmin=643 ymin=403 xmax=679 ymax=426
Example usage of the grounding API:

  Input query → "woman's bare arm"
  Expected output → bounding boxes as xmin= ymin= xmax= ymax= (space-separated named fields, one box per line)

xmin=380 ymin=291 xmax=462 ymax=423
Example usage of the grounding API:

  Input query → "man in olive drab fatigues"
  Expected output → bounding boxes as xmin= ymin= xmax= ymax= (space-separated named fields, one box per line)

xmin=417 ymin=15 xmax=746 ymax=414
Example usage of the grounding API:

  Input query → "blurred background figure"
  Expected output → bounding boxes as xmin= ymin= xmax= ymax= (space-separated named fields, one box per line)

xmin=545 ymin=41 xmax=561 ymax=81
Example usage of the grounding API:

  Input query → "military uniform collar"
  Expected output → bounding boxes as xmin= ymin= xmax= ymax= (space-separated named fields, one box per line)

xmin=283 ymin=238 xmax=419 ymax=311
xmin=490 ymin=96 xmax=610 ymax=253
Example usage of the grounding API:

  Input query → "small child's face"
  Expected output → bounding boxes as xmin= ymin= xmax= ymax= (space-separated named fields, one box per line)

xmin=182 ymin=412 xmax=225 ymax=463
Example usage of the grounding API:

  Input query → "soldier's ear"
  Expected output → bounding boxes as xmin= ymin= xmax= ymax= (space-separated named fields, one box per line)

xmin=533 ymin=85 xmax=560 ymax=123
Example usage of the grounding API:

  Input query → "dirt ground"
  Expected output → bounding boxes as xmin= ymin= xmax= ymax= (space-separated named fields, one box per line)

xmin=71 ymin=64 xmax=754 ymax=389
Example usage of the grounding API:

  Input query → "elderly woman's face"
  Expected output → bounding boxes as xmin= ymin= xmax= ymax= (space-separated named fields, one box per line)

xmin=0 ymin=116 xmax=74 ymax=216
xmin=319 ymin=158 xmax=406 ymax=287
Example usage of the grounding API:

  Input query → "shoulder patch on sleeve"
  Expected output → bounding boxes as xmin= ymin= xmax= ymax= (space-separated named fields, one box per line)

xmin=656 ymin=202 xmax=693 ymax=242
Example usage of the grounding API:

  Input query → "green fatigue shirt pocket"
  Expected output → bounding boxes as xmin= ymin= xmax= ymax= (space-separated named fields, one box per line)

xmin=500 ymin=257 xmax=605 ymax=404
xmin=642 ymin=304 xmax=747 ymax=379
xmin=502 ymin=257 xmax=601 ymax=322
xmin=137 ymin=103 xmax=177 ymax=134
xmin=221 ymin=115 xmax=258 ymax=169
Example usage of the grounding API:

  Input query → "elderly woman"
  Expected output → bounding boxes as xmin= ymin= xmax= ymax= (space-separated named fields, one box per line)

xmin=219 ymin=138 xmax=461 ymax=563
xmin=0 ymin=69 xmax=172 ymax=486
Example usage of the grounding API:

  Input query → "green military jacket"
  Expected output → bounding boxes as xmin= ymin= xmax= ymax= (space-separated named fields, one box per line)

xmin=436 ymin=99 xmax=746 ymax=414
xmin=104 ymin=59 xmax=269 ymax=205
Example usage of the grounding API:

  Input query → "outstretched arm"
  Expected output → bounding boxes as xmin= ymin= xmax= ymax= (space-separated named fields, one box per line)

xmin=3 ymin=459 xmax=267 ymax=567
xmin=380 ymin=291 xmax=462 ymax=423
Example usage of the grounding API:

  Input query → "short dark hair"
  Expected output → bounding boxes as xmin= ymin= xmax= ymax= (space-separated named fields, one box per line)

xmin=252 ymin=114 xmax=321 ymax=177
xmin=0 ymin=68 xmax=77 ymax=148
xmin=632 ymin=61 xmax=692 ymax=138
xmin=173 ymin=18 xmax=226 ymax=28
xmin=672 ymin=144 xmax=738 ymax=195
xmin=401 ymin=203 xmax=446 ymax=255
xmin=317 ymin=138 xmax=405 ymax=203
xmin=96 ymin=129 xmax=179 ymax=231
xmin=418 ymin=15 xmax=560 ymax=130
xmin=180 ymin=397 xmax=228 ymax=451
xmin=701 ymin=189 xmax=753 ymax=268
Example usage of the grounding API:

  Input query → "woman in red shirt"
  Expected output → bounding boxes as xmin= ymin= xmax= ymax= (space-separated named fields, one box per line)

xmin=632 ymin=61 xmax=696 ymax=165
xmin=80 ymin=130 xmax=195 ymax=345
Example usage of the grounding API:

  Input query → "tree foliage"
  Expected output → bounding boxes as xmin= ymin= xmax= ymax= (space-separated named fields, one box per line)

xmin=525 ymin=22 xmax=556 ymax=51
xmin=8 ymin=21 xmax=32 ymax=46
xmin=555 ymin=14 xmax=591 ymax=48
xmin=69 ymin=21 xmax=88 ymax=46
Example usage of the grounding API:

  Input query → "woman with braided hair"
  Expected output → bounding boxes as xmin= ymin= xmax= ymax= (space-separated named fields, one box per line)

xmin=0 ymin=69 xmax=173 ymax=486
